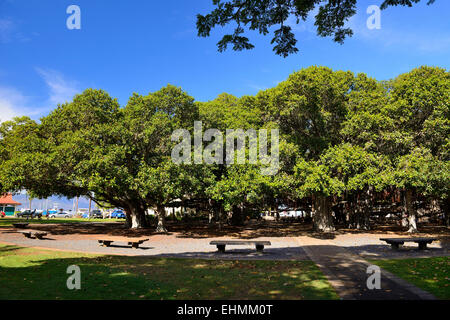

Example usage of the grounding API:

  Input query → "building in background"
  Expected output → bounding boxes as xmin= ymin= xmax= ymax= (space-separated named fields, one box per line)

xmin=0 ymin=193 xmax=22 ymax=216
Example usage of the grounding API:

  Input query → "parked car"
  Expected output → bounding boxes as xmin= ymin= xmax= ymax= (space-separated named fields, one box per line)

xmin=48 ymin=211 xmax=73 ymax=219
xmin=16 ymin=209 xmax=42 ymax=219
xmin=81 ymin=210 xmax=104 ymax=219
xmin=110 ymin=210 xmax=126 ymax=219
xmin=91 ymin=210 xmax=103 ymax=219
xmin=43 ymin=210 xmax=57 ymax=217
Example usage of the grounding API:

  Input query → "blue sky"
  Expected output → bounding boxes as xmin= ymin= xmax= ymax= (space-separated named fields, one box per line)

xmin=0 ymin=0 xmax=449 ymax=123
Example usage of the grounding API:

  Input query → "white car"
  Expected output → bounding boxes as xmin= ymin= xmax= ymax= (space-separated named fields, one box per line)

xmin=49 ymin=211 xmax=74 ymax=219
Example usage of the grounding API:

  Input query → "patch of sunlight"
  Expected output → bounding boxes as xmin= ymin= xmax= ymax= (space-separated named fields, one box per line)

xmin=0 ymin=257 xmax=45 ymax=268
xmin=193 ymin=264 xmax=208 ymax=269
xmin=306 ymin=280 xmax=331 ymax=290
xmin=423 ymin=279 xmax=438 ymax=284
xmin=154 ymin=259 xmax=171 ymax=266
xmin=109 ymin=272 xmax=132 ymax=277
xmin=268 ymin=290 xmax=282 ymax=295
xmin=299 ymin=274 xmax=315 ymax=281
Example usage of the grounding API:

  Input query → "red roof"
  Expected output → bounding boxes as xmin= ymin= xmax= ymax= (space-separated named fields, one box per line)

xmin=0 ymin=193 xmax=22 ymax=206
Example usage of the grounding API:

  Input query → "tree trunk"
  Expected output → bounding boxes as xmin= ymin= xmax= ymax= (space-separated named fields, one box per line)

xmin=155 ymin=205 xmax=168 ymax=233
xmin=405 ymin=189 xmax=418 ymax=233
xmin=312 ymin=195 xmax=335 ymax=232
xmin=355 ymin=187 xmax=373 ymax=230
xmin=230 ymin=204 xmax=244 ymax=226
xmin=124 ymin=205 xmax=148 ymax=229
xmin=217 ymin=205 xmax=223 ymax=230
xmin=442 ymin=197 xmax=449 ymax=227
xmin=347 ymin=197 xmax=356 ymax=229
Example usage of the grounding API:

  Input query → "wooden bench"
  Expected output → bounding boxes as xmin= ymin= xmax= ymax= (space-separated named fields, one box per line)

xmin=98 ymin=238 xmax=149 ymax=249
xmin=210 ymin=240 xmax=272 ymax=253
xmin=19 ymin=230 xmax=47 ymax=240
xmin=380 ymin=237 xmax=438 ymax=250
xmin=13 ymin=223 xmax=29 ymax=229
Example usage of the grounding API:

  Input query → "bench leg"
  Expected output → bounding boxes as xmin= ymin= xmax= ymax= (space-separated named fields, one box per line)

xmin=104 ymin=241 xmax=112 ymax=247
xmin=390 ymin=243 xmax=400 ymax=250
xmin=217 ymin=244 xmax=226 ymax=253
xmin=418 ymin=242 xmax=428 ymax=250
xmin=35 ymin=235 xmax=44 ymax=240
xmin=129 ymin=242 xmax=139 ymax=249
xmin=24 ymin=233 xmax=32 ymax=239
xmin=256 ymin=244 xmax=264 ymax=252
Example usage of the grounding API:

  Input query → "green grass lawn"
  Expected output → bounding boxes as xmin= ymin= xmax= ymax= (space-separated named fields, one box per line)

xmin=0 ymin=217 xmax=124 ymax=227
xmin=369 ymin=257 xmax=450 ymax=300
xmin=0 ymin=244 xmax=338 ymax=300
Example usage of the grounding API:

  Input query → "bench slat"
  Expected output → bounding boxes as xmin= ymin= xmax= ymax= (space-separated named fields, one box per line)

xmin=210 ymin=241 xmax=271 ymax=246
xmin=380 ymin=238 xmax=437 ymax=242
xmin=98 ymin=238 xmax=149 ymax=248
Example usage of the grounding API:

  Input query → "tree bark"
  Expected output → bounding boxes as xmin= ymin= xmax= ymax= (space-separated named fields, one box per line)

xmin=405 ymin=189 xmax=418 ymax=233
xmin=217 ymin=205 xmax=223 ymax=230
xmin=124 ymin=204 xmax=148 ymax=229
xmin=155 ymin=204 xmax=168 ymax=233
xmin=230 ymin=204 xmax=244 ymax=226
xmin=442 ymin=197 xmax=449 ymax=227
xmin=345 ymin=194 xmax=356 ymax=228
xmin=355 ymin=187 xmax=373 ymax=230
xmin=312 ymin=195 xmax=335 ymax=232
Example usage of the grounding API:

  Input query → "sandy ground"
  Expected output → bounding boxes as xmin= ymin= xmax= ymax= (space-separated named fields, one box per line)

xmin=0 ymin=221 xmax=448 ymax=260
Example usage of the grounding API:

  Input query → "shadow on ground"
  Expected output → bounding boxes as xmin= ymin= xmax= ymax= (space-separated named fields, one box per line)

xmin=7 ymin=220 xmax=448 ymax=241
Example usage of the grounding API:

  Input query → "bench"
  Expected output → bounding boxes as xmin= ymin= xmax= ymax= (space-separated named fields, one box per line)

xmin=13 ymin=223 xmax=29 ymax=229
xmin=98 ymin=238 xmax=149 ymax=249
xmin=380 ymin=237 xmax=438 ymax=250
xmin=210 ymin=240 xmax=272 ymax=253
xmin=19 ymin=230 xmax=47 ymax=240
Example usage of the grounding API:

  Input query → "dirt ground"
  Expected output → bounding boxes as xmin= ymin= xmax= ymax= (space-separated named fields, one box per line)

xmin=11 ymin=219 xmax=449 ymax=239
xmin=0 ymin=220 xmax=448 ymax=259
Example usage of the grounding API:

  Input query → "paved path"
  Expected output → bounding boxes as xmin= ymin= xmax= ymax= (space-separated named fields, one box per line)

xmin=297 ymin=236 xmax=437 ymax=300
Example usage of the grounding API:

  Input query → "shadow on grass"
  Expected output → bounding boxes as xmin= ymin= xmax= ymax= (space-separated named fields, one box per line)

xmin=0 ymin=245 xmax=337 ymax=300
xmin=1 ymin=219 xmax=448 ymax=244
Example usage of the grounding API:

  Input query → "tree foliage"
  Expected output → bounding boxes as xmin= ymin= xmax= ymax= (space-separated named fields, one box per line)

xmin=0 ymin=66 xmax=447 ymax=232
xmin=197 ymin=0 xmax=435 ymax=57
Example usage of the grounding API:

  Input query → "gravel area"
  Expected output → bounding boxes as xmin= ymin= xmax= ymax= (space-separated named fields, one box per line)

xmin=1 ymin=226 xmax=448 ymax=260
xmin=0 ymin=229 xmax=308 ymax=260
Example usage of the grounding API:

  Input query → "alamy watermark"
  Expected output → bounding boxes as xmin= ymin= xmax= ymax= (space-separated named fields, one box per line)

xmin=171 ymin=121 xmax=280 ymax=176
xmin=367 ymin=5 xmax=381 ymax=30
xmin=366 ymin=265 xmax=381 ymax=290
xmin=66 ymin=5 xmax=81 ymax=30
xmin=66 ymin=265 xmax=81 ymax=290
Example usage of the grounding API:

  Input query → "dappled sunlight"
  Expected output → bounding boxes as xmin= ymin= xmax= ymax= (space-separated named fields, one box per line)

xmin=369 ymin=256 xmax=449 ymax=299
xmin=0 ymin=244 xmax=338 ymax=300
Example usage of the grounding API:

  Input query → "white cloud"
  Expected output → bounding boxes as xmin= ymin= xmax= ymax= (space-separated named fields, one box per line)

xmin=0 ymin=18 xmax=32 ymax=43
xmin=0 ymin=69 xmax=80 ymax=123
xmin=0 ymin=85 xmax=47 ymax=123
xmin=0 ymin=86 xmax=25 ymax=122
xmin=346 ymin=9 xmax=450 ymax=54
xmin=36 ymin=68 xmax=79 ymax=106
xmin=0 ymin=18 xmax=14 ymax=43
